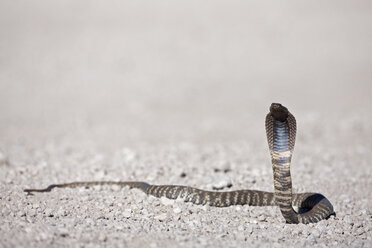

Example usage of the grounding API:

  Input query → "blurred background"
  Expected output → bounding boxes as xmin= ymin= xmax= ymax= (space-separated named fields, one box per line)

xmin=1 ymin=0 xmax=371 ymax=147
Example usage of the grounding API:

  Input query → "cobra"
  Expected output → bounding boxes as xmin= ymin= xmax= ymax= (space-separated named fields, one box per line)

xmin=25 ymin=103 xmax=335 ymax=224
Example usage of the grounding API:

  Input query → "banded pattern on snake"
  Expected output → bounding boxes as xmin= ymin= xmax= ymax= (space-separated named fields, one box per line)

xmin=25 ymin=103 xmax=334 ymax=224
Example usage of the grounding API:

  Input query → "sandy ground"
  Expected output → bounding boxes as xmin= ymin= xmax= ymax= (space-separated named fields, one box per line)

xmin=1 ymin=1 xmax=372 ymax=247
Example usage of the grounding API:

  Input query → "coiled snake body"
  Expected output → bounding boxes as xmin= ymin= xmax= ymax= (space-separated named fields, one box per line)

xmin=25 ymin=103 xmax=334 ymax=224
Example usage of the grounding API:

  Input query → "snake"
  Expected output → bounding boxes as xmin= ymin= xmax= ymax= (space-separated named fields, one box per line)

xmin=24 ymin=103 xmax=334 ymax=224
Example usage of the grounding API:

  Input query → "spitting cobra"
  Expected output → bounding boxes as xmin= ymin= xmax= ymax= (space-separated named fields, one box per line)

xmin=24 ymin=103 xmax=334 ymax=224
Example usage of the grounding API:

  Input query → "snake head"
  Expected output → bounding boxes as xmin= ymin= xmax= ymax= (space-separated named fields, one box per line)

xmin=270 ymin=103 xmax=289 ymax=122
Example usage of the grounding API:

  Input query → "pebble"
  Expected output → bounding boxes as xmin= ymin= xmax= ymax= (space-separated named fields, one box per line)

xmin=353 ymin=228 xmax=365 ymax=236
xmin=36 ymin=232 xmax=48 ymax=241
xmin=154 ymin=213 xmax=168 ymax=221
xmin=27 ymin=209 xmax=36 ymax=217
xmin=343 ymin=215 xmax=354 ymax=226
xmin=18 ymin=211 xmax=26 ymax=217
xmin=122 ymin=209 xmax=132 ymax=218
xmin=57 ymin=208 xmax=67 ymax=217
xmin=161 ymin=197 xmax=175 ymax=206
xmin=249 ymin=219 xmax=258 ymax=224
xmin=311 ymin=229 xmax=321 ymax=238
xmin=258 ymin=215 xmax=266 ymax=222
xmin=211 ymin=177 xmax=232 ymax=190
xmin=58 ymin=228 xmax=69 ymax=237
xmin=173 ymin=207 xmax=182 ymax=214
xmin=357 ymin=209 xmax=367 ymax=216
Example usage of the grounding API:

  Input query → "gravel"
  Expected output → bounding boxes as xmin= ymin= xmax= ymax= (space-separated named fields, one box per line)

xmin=1 ymin=1 xmax=372 ymax=247
xmin=1 ymin=120 xmax=371 ymax=247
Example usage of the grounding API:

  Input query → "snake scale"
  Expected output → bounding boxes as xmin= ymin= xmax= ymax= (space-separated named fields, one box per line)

xmin=25 ymin=103 xmax=334 ymax=224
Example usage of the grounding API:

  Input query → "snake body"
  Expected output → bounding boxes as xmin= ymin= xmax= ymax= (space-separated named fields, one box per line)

xmin=25 ymin=103 xmax=334 ymax=224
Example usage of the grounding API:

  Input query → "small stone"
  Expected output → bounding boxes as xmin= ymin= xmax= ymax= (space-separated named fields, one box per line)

xmin=173 ymin=207 xmax=182 ymax=214
xmin=123 ymin=209 xmax=132 ymax=218
xmin=258 ymin=215 xmax=266 ymax=222
xmin=343 ymin=215 xmax=354 ymax=226
xmin=37 ymin=232 xmax=48 ymax=241
xmin=354 ymin=228 xmax=365 ymax=236
xmin=161 ymin=197 xmax=174 ymax=206
xmin=354 ymin=222 xmax=363 ymax=228
xmin=57 ymin=208 xmax=67 ymax=217
xmin=85 ymin=218 xmax=95 ymax=225
xmin=357 ymin=209 xmax=367 ymax=216
xmin=58 ymin=228 xmax=69 ymax=237
xmin=249 ymin=219 xmax=258 ymax=224
xmin=154 ymin=213 xmax=168 ymax=221
xmin=311 ymin=229 xmax=321 ymax=238
xmin=211 ymin=177 xmax=232 ymax=190
xmin=246 ymin=225 xmax=253 ymax=234
xmin=27 ymin=209 xmax=36 ymax=217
